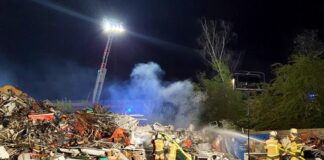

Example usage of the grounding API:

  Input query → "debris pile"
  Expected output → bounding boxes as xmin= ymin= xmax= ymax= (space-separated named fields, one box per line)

xmin=0 ymin=85 xmax=240 ymax=160
xmin=0 ymin=85 xmax=137 ymax=159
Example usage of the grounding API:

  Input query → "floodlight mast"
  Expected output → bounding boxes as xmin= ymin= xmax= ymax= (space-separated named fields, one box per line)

xmin=92 ymin=20 xmax=124 ymax=104
xmin=92 ymin=35 xmax=113 ymax=104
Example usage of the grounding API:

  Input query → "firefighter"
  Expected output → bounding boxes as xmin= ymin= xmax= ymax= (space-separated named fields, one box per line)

xmin=264 ymin=131 xmax=281 ymax=160
xmin=167 ymin=136 xmax=178 ymax=160
xmin=152 ymin=135 xmax=156 ymax=150
xmin=288 ymin=128 xmax=303 ymax=160
xmin=153 ymin=134 xmax=165 ymax=160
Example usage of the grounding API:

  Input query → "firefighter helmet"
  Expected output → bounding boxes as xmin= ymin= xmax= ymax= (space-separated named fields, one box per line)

xmin=269 ymin=131 xmax=277 ymax=137
xmin=290 ymin=128 xmax=298 ymax=135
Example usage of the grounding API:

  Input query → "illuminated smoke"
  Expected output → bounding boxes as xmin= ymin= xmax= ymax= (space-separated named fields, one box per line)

xmin=106 ymin=62 xmax=203 ymax=127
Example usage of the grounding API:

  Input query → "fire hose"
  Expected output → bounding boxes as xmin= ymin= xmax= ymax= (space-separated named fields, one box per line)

xmin=278 ymin=147 xmax=305 ymax=160
xmin=160 ymin=132 xmax=192 ymax=160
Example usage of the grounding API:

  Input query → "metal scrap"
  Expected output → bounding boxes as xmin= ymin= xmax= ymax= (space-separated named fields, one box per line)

xmin=0 ymin=85 xmax=242 ymax=159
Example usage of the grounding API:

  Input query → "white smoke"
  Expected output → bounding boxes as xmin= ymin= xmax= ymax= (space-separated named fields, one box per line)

xmin=107 ymin=62 xmax=203 ymax=128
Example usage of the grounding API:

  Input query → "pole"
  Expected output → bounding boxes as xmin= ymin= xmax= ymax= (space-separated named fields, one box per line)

xmin=247 ymin=104 xmax=250 ymax=160
xmin=232 ymin=71 xmax=266 ymax=160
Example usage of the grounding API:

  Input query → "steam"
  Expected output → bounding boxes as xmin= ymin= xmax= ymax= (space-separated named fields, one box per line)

xmin=107 ymin=62 xmax=203 ymax=128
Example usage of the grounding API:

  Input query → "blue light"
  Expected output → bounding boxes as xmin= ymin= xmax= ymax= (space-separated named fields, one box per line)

xmin=307 ymin=92 xmax=316 ymax=102
xmin=126 ymin=107 xmax=132 ymax=113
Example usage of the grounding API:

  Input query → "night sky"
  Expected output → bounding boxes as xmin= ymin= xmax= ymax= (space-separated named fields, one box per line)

xmin=0 ymin=0 xmax=324 ymax=100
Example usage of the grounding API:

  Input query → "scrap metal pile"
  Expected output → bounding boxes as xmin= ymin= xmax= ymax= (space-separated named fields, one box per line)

xmin=0 ymin=85 xmax=143 ymax=159
xmin=0 ymin=85 xmax=240 ymax=160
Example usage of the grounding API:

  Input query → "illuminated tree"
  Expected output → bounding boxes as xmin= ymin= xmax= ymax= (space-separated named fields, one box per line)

xmin=196 ymin=19 xmax=245 ymax=127
xmin=250 ymin=30 xmax=324 ymax=130
xmin=198 ymin=18 xmax=242 ymax=81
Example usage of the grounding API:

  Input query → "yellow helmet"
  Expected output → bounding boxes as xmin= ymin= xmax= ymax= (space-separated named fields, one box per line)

xmin=290 ymin=128 xmax=298 ymax=135
xmin=269 ymin=131 xmax=277 ymax=137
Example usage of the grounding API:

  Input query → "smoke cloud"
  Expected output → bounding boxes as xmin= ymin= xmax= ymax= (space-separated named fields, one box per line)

xmin=106 ymin=62 xmax=203 ymax=128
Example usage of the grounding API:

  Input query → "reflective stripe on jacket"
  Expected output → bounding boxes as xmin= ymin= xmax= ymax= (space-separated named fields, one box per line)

xmin=290 ymin=139 xmax=303 ymax=154
xmin=168 ymin=143 xmax=177 ymax=158
xmin=265 ymin=139 xmax=281 ymax=157
xmin=155 ymin=139 xmax=164 ymax=152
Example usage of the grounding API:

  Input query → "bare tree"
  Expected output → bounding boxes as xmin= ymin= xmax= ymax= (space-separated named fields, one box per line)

xmin=199 ymin=18 xmax=242 ymax=82
xmin=294 ymin=29 xmax=324 ymax=56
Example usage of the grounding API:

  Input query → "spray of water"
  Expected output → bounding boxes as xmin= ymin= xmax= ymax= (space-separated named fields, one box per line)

xmin=202 ymin=127 xmax=266 ymax=159
xmin=205 ymin=127 xmax=265 ymax=143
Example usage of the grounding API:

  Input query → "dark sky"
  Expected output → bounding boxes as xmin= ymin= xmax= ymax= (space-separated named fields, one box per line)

xmin=0 ymin=0 xmax=324 ymax=100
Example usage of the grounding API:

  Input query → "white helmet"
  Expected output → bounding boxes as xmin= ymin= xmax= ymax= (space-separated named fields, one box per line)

xmin=175 ymin=138 xmax=181 ymax=144
xmin=157 ymin=134 xmax=162 ymax=139
xmin=269 ymin=131 xmax=277 ymax=137
xmin=290 ymin=128 xmax=298 ymax=135
xmin=170 ymin=135 xmax=176 ymax=139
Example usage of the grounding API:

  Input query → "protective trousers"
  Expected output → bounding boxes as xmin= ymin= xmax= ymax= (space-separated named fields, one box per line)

xmin=154 ymin=151 xmax=164 ymax=160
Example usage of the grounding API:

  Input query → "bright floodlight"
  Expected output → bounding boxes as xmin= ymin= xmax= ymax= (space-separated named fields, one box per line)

xmin=103 ymin=19 xmax=124 ymax=33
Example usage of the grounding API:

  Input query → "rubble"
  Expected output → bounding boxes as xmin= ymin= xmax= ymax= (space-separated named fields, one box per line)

xmin=0 ymin=85 xmax=130 ymax=159
xmin=152 ymin=122 xmax=174 ymax=132
xmin=0 ymin=85 xmax=243 ymax=160
xmin=0 ymin=146 xmax=9 ymax=159
xmin=0 ymin=85 xmax=250 ymax=160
